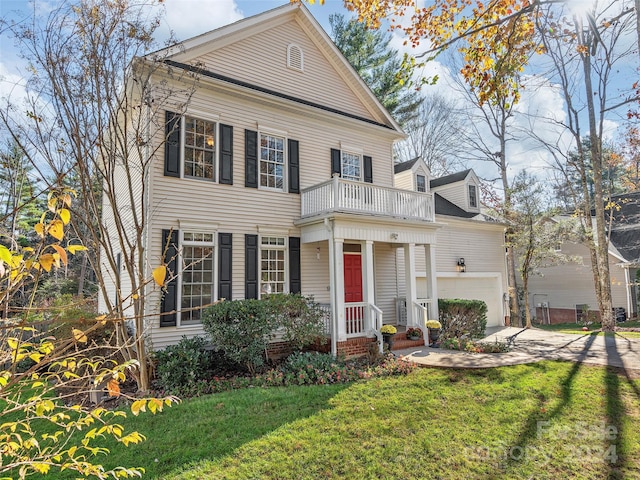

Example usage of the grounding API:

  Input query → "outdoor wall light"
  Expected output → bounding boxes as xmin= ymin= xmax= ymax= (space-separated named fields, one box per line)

xmin=316 ymin=247 xmax=321 ymax=260
xmin=390 ymin=233 xmax=399 ymax=240
xmin=457 ymin=257 xmax=466 ymax=273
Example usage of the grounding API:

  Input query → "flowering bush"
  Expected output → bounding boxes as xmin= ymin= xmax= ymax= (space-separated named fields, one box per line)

xmin=380 ymin=324 xmax=398 ymax=335
xmin=406 ymin=327 xmax=423 ymax=339
xmin=425 ymin=320 xmax=442 ymax=329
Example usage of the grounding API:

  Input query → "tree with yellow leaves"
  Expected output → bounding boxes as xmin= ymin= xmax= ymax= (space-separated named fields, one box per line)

xmin=1 ymin=188 xmax=177 ymax=479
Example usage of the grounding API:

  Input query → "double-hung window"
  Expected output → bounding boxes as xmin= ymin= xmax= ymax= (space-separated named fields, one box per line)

xmin=180 ymin=232 xmax=215 ymax=325
xmin=468 ymin=184 xmax=478 ymax=208
xmin=416 ymin=175 xmax=426 ymax=193
xmin=184 ymin=116 xmax=216 ymax=180
xmin=260 ymin=133 xmax=285 ymax=190
xmin=341 ymin=151 xmax=361 ymax=181
xmin=260 ymin=236 xmax=286 ymax=296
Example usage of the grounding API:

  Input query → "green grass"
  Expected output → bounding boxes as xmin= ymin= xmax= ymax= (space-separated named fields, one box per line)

xmin=535 ymin=321 xmax=640 ymax=337
xmin=49 ymin=361 xmax=640 ymax=480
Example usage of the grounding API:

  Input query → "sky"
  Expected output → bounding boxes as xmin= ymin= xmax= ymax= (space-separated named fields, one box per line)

xmin=0 ymin=0 xmax=637 ymax=188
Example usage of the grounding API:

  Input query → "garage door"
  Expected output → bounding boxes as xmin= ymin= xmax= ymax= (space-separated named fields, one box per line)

xmin=437 ymin=276 xmax=504 ymax=327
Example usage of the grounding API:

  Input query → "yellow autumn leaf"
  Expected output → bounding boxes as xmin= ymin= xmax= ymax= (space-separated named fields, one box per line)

xmin=72 ymin=328 xmax=87 ymax=343
xmin=47 ymin=195 xmax=57 ymax=212
xmin=49 ymin=220 xmax=64 ymax=241
xmin=0 ymin=244 xmax=10 ymax=264
xmin=68 ymin=244 xmax=87 ymax=254
xmin=132 ymin=293 xmax=139 ymax=300
xmin=107 ymin=379 xmax=121 ymax=397
xmin=51 ymin=244 xmax=68 ymax=266
xmin=131 ymin=399 xmax=146 ymax=416
xmin=59 ymin=208 xmax=71 ymax=225
xmin=152 ymin=265 xmax=167 ymax=287
xmin=34 ymin=223 xmax=45 ymax=238
xmin=39 ymin=254 xmax=54 ymax=272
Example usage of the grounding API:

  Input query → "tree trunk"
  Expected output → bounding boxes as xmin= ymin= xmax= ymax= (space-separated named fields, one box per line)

xmin=581 ymin=33 xmax=614 ymax=331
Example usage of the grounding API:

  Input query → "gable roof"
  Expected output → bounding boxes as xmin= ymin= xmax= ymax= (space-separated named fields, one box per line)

xmin=607 ymin=192 xmax=640 ymax=264
xmin=430 ymin=169 xmax=472 ymax=188
xmin=394 ymin=158 xmax=419 ymax=174
xmin=152 ymin=3 xmax=402 ymax=133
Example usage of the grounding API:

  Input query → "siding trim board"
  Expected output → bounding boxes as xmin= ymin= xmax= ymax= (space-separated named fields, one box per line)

xmin=163 ymin=60 xmax=393 ymax=130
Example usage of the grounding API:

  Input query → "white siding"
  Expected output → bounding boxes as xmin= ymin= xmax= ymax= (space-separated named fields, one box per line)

xmin=394 ymin=170 xmax=413 ymax=191
xmin=525 ymin=242 xmax=630 ymax=311
xmin=374 ymin=243 xmax=400 ymax=323
xmin=432 ymin=182 xmax=466 ymax=210
xmin=194 ymin=20 xmax=374 ymax=122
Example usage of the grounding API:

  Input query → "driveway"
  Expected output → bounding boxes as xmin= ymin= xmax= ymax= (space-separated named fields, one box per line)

xmin=397 ymin=327 xmax=640 ymax=376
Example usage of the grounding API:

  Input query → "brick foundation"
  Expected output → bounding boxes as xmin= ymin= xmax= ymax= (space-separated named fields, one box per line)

xmin=536 ymin=307 xmax=601 ymax=325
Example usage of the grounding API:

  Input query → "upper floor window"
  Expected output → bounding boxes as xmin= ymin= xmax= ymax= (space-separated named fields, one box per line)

xmin=416 ymin=175 xmax=426 ymax=193
xmin=260 ymin=236 xmax=286 ymax=296
xmin=341 ymin=151 xmax=361 ymax=181
xmin=468 ymin=184 xmax=478 ymax=208
xmin=180 ymin=231 xmax=216 ymax=325
xmin=260 ymin=133 xmax=285 ymax=190
xmin=184 ymin=116 xmax=216 ymax=180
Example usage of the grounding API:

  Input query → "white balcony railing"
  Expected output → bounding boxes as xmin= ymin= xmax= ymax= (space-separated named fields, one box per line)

xmin=301 ymin=176 xmax=435 ymax=221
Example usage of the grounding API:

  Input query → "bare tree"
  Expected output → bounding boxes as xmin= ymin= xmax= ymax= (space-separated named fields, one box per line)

xmin=394 ymin=93 xmax=466 ymax=175
xmin=533 ymin=0 xmax=638 ymax=331
xmin=0 ymin=0 xmax=199 ymax=390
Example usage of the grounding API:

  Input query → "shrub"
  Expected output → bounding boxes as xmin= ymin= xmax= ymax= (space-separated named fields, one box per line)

xmin=202 ymin=295 xmax=327 ymax=374
xmin=441 ymin=337 xmax=509 ymax=353
xmin=267 ymin=294 xmax=328 ymax=350
xmin=281 ymin=351 xmax=353 ymax=385
xmin=154 ymin=336 xmax=216 ymax=392
xmin=202 ymin=298 xmax=273 ymax=374
xmin=438 ymin=298 xmax=487 ymax=340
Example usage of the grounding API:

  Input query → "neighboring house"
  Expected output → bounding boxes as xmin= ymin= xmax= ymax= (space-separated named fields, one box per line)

xmin=526 ymin=192 xmax=640 ymax=324
xmin=394 ymin=160 xmax=509 ymax=328
xmin=99 ymin=4 xmax=507 ymax=357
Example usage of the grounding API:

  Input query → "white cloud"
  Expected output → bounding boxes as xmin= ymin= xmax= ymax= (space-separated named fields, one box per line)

xmin=152 ymin=0 xmax=244 ymax=44
xmin=0 ymin=61 xmax=27 ymax=106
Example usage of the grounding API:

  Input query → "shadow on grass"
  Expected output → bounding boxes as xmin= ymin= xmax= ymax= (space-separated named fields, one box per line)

xmin=82 ymin=384 xmax=349 ymax=479
xmin=495 ymin=332 xmax=599 ymax=477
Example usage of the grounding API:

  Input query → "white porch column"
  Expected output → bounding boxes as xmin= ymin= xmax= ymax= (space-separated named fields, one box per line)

xmin=363 ymin=240 xmax=375 ymax=334
xmin=424 ymin=244 xmax=439 ymax=321
xmin=333 ymin=238 xmax=346 ymax=341
xmin=404 ymin=243 xmax=417 ymax=326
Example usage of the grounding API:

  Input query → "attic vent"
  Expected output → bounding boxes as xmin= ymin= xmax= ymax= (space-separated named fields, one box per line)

xmin=287 ymin=44 xmax=303 ymax=72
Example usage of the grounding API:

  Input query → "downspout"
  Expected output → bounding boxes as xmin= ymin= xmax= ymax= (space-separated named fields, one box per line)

xmin=325 ymin=217 xmax=338 ymax=357
xmin=624 ymin=266 xmax=632 ymax=322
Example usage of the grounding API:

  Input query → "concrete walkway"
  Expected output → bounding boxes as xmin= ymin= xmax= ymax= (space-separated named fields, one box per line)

xmin=397 ymin=327 xmax=640 ymax=375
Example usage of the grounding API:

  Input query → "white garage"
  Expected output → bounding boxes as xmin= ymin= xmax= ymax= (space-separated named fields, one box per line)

xmin=436 ymin=274 xmax=505 ymax=327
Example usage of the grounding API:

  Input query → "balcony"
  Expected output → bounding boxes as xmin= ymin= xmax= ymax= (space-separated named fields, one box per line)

xmin=301 ymin=176 xmax=435 ymax=222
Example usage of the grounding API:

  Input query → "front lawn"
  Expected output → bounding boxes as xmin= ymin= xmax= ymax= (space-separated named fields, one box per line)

xmin=74 ymin=361 xmax=639 ymax=480
xmin=535 ymin=321 xmax=640 ymax=338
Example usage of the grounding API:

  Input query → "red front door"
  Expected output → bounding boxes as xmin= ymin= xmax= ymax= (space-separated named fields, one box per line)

xmin=344 ymin=254 xmax=363 ymax=303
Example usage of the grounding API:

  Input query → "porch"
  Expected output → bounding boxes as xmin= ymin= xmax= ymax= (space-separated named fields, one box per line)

xmin=296 ymin=203 xmax=442 ymax=357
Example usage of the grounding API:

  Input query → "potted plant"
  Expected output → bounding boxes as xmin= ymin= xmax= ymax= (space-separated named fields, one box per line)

xmin=425 ymin=320 xmax=442 ymax=347
xmin=380 ymin=324 xmax=397 ymax=350
xmin=406 ymin=327 xmax=423 ymax=341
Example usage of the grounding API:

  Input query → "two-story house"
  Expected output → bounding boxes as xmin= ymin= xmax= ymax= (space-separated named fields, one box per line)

xmin=99 ymin=3 xmax=508 ymax=357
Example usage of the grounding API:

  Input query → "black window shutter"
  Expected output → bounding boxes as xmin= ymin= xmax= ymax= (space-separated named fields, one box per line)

xmin=289 ymin=237 xmax=301 ymax=294
xmin=364 ymin=155 xmax=373 ymax=183
xmin=219 ymin=124 xmax=233 ymax=185
xmin=160 ymin=229 xmax=179 ymax=327
xmin=245 ymin=130 xmax=258 ymax=188
xmin=245 ymin=234 xmax=258 ymax=299
xmin=218 ymin=233 xmax=232 ymax=300
xmin=288 ymin=139 xmax=300 ymax=194
xmin=164 ymin=111 xmax=181 ymax=178
xmin=331 ymin=148 xmax=341 ymax=177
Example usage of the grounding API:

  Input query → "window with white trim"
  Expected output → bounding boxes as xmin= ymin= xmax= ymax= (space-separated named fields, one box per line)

xmin=179 ymin=232 xmax=215 ymax=325
xmin=416 ymin=174 xmax=426 ymax=192
xmin=260 ymin=236 xmax=286 ymax=296
xmin=341 ymin=151 xmax=361 ymax=181
xmin=468 ymin=184 xmax=478 ymax=208
xmin=184 ymin=116 xmax=216 ymax=180
xmin=260 ymin=133 xmax=285 ymax=190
